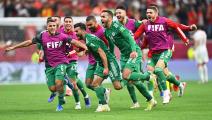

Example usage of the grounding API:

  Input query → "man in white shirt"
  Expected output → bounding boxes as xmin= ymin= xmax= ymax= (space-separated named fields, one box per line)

xmin=192 ymin=29 xmax=209 ymax=83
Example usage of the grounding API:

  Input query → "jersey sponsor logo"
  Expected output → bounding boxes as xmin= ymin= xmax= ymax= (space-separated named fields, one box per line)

xmin=47 ymin=41 xmax=63 ymax=49
xmin=147 ymin=24 xmax=164 ymax=31
xmin=112 ymin=32 xmax=115 ymax=36
xmin=90 ymin=43 xmax=96 ymax=47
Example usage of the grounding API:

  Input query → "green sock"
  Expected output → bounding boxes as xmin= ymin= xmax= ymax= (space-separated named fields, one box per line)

xmin=77 ymin=78 xmax=87 ymax=97
xmin=166 ymin=74 xmax=180 ymax=86
xmin=58 ymin=84 xmax=65 ymax=105
xmin=72 ymin=88 xmax=80 ymax=103
xmin=134 ymin=81 xmax=152 ymax=101
xmin=127 ymin=83 xmax=137 ymax=103
xmin=86 ymin=84 xmax=95 ymax=91
xmin=128 ymin=71 xmax=150 ymax=82
xmin=94 ymin=86 xmax=107 ymax=105
xmin=154 ymin=67 xmax=167 ymax=90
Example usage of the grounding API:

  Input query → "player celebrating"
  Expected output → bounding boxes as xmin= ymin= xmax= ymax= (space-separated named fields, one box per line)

xmin=59 ymin=16 xmax=91 ymax=109
xmin=100 ymin=10 xmax=157 ymax=111
xmin=115 ymin=5 xmax=143 ymax=109
xmin=85 ymin=15 xmax=111 ymax=108
xmin=134 ymin=5 xmax=190 ymax=104
xmin=74 ymin=22 xmax=123 ymax=112
xmin=5 ymin=18 xmax=87 ymax=111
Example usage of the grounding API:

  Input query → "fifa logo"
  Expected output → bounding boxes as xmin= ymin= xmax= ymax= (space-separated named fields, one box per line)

xmin=148 ymin=24 xmax=164 ymax=31
xmin=47 ymin=41 xmax=63 ymax=48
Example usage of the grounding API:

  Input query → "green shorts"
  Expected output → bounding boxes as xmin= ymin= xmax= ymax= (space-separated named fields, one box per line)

xmin=86 ymin=63 xmax=96 ymax=79
xmin=66 ymin=61 xmax=78 ymax=80
xmin=45 ymin=64 xmax=67 ymax=87
xmin=120 ymin=50 xmax=142 ymax=72
xmin=94 ymin=59 xmax=122 ymax=82
xmin=147 ymin=50 xmax=172 ymax=67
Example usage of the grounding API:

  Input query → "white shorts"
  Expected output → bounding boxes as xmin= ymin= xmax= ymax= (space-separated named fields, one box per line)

xmin=194 ymin=46 xmax=209 ymax=64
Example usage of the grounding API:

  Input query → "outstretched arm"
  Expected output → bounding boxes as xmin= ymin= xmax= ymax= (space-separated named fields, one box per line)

xmin=177 ymin=23 xmax=197 ymax=31
xmin=71 ymin=40 xmax=88 ymax=52
xmin=166 ymin=18 xmax=189 ymax=45
xmin=5 ymin=40 xmax=33 ymax=52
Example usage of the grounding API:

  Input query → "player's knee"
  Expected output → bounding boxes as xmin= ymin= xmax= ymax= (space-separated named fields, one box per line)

xmin=122 ymin=72 xmax=130 ymax=80
xmin=55 ymin=83 xmax=63 ymax=91
xmin=91 ymin=82 xmax=99 ymax=88
xmin=114 ymin=85 xmax=122 ymax=90
xmin=49 ymin=86 xmax=56 ymax=92
xmin=113 ymin=81 xmax=122 ymax=90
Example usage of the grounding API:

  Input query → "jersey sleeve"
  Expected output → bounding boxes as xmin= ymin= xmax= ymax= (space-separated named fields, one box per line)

xmin=176 ymin=23 xmax=191 ymax=31
xmin=165 ymin=18 xmax=189 ymax=43
xmin=87 ymin=37 xmax=100 ymax=52
xmin=119 ymin=25 xmax=136 ymax=51
xmin=134 ymin=24 xmax=145 ymax=40
xmin=135 ymin=20 xmax=142 ymax=29
xmin=141 ymin=36 xmax=148 ymax=49
xmin=37 ymin=43 xmax=43 ymax=50
xmin=32 ymin=33 xmax=42 ymax=44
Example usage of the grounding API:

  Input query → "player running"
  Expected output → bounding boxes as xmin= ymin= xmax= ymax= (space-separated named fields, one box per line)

xmin=5 ymin=18 xmax=87 ymax=111
xmin=100 ymin=10 xmax=157 ymax=111
xmin=74 ymin=22 xmax=123 ymax=112
xmin=134 ymin=5 xmax=190 ymax=104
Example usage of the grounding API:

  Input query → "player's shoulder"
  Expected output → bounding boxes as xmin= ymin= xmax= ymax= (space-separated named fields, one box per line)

xmin=112 ymin=21 xmax=122 ymax=28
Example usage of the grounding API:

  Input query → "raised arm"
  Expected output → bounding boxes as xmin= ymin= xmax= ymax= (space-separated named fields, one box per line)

xmin=165 ymin=18 xmax=189 ymax=45
xmin=177 ymin=23 xmax=197 ymax=31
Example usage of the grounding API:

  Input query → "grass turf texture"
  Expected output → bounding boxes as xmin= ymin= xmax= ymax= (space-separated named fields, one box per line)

xmin=0 ymin=81 xmax=211 ymax=120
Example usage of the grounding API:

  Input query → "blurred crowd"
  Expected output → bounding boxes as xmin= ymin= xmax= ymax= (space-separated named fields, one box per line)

xmin=1 ymin=0 xmax=212 ymax=38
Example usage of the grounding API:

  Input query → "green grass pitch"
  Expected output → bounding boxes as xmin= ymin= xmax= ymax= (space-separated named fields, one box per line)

xmin=0 ymin=81 xmax=211 ymax=120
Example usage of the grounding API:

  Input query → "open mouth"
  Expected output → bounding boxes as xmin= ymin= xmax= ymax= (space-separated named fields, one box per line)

xmin=101 ymin=21 xmax=105 ymax=25
xmin=116 ymin=16 xmax=121 ymax=20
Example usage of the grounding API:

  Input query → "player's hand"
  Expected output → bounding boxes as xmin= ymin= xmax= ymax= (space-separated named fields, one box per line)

xmin=68 ymin=50 xmax=76 ymax=57
xmin=5 ymin=46 xmax=15 ymax=52
xmin=142 ymin=19 xmax=148 ymax=24
xmin=130 ymin=51 xmax=138 ymax=59
xmin=190 ymin=24 xmax=197 ymax=31
xmin=185 ymin=40 xmax=189 ymax=46
xmin=38 ymin=50 xmax=44 ymax=63
xmin=103 ymin=68 xmax=109 ymax=76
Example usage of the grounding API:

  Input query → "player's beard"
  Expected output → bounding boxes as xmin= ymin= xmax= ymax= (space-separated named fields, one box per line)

xmin=77 ymin=34 xmax=83 ymax=40
xmin=147 ymin=16 xmax=154 ymax=22
xmin=89 ymin=27 xmax=96 ymax=32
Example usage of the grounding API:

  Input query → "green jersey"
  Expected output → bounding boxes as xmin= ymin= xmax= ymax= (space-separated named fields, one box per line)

xmin=104 ymin=21 xmax=141 ymax=58
xmin=85 ymin=34 xmax=115 ymax=64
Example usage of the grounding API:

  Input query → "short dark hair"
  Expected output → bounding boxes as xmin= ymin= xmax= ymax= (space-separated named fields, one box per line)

xmin=52 ymin=15 xmax=61 ymax=19
xmin=116 ymin=5 xmax=127 ymax=11
xmin=101 ymin=10 xmax=113 ymax=18
xmin=147 ymin=4 xmax=159 ymax=12
xmin=86 ymin=15 xmax=96 ymax=22
xmin=46 ymin=17 xmax=55 ymax=24
xmin=64 ymin=16 xmax=73 ymax=21
xmin=74 ymin=23 xmax=86 ymax=30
